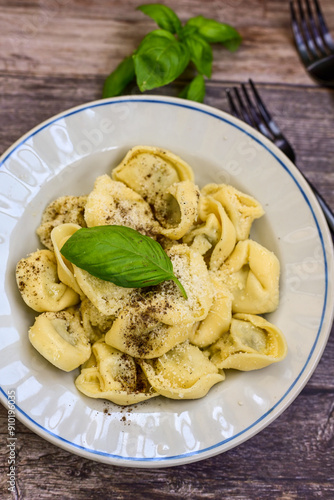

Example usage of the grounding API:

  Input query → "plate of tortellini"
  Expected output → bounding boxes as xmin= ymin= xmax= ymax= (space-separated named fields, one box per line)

xmin=0 ymin=96 xmax=333 ymax=467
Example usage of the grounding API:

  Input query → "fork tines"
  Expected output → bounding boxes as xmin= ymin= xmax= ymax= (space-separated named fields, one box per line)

xmin=226 ymin=80 xmax=295 ymax=163
xmin=290 ymin=0 xmax=334 ymax=65
xmin=226 ymin=80 xmax=334 ymax=232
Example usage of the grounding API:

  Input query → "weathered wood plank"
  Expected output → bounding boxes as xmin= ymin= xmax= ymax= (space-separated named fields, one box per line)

xmin=1 ymin=0 xmax=334 ymax=84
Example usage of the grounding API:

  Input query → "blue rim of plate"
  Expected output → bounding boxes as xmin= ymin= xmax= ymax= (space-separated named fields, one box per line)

xmin=0 ymin=96 xmax=331 ymax=464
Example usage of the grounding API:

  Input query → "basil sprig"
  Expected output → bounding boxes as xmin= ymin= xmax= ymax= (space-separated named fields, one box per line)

xmin=102 ymin=3 xmax=241 ymax=102
xmin=61 ymin=225 xmax=187 ymax=299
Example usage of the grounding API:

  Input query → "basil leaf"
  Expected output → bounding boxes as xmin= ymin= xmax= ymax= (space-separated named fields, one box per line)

xmin=179 ymin=74 xmax=206 ymax=103
xmin=183 ymin=34 xmax=212 ymax=78
xmin=137 ymin=3 xmax=182 ymax=35
xmin=133 ymin=30 xmax=190 ymax=91
xmin=102 ymin=56 xmax=135 ymax=98
xmin=185 ymin=16 xmax=242 ymax=51
xmin=61 ymin=225 xmax=187 ymax=298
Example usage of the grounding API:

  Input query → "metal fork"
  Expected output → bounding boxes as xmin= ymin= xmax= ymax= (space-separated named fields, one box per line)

xmin=290 ymin=0 xmax=334 ymax=85
xmin=226 ymin=79 xmax=334 ymax=234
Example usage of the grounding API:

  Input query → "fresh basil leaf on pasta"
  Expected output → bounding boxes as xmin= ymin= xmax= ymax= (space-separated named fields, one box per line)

xmin=137 ymin=4 xmax=182 ymax=35
xmin=133 ymin=30 xmax=190 ymax=91
xmin=179 ymin=74 xmax=206 ymax=103
xmin=102 ymin=56 xmax=135 ymax=98
xmin=60 ymin=225 xmax=188 ymax=298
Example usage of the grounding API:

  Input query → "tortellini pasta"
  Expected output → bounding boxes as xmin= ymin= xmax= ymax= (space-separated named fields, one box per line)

xmin=51 ymin=223 xmax=83 ymax=297
xmin=157 ymin=180 xmax=199 ymax=240
xmin=16 ymin=249 xmax=80 ymax=312
xmin=145 ymin=244 xmax=214 ymax=325
xmin=29 ymin=307 xmax=91 ymax=371
xmin=75 ymin=341 xmax=158 ymax=405
xmin=105 ymin=301 xmax=197 ymax=358
xmin=112 ymin=146 xmax=198 ymax=240
xmin=183 ymin=194 xmax=236 ymax=269
xmin=80 ymin=298 xmax=114 ymax=343
xmin=112 ymin=145 xmax=194 ymax=203
xmin=201 ymin=184 xmax=264 ymax=241
xmin=208 ymin=314 xmax=287 ymax=371
xmin=16 ymin=146 xmax=287 ymax=407
xmin=72 ymin=264 xmax=134 ymax=317
xmin=139 ymin=341 xmax=224 ymax=399
xmin=84 ymin=175 xmax=160 ymax=237
xmin=36 ymin=195 xmax=87 ymax=251
xmin=217 ymin=239 xmax=280 ymax=314
xmin=189 ymin=278 xmax=233 ymax=348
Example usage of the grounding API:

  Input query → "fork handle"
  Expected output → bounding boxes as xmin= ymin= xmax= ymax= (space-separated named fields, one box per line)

xmin=309 ymin=181 xmax=334 ymax=235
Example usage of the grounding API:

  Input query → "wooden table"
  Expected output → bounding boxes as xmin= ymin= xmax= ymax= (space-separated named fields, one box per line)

xmin=1 ymin=0 xmax=333 ymax=498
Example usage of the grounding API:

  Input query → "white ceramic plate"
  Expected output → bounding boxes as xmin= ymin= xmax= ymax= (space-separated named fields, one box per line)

xmin=1 ymin=96 xmax=333 ymax=468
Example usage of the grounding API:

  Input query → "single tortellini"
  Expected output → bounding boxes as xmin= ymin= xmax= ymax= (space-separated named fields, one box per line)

xmin=139 ymin=341 xmax=224 ymax=400
xmin=218 ymin=239 xmax=280 ymax=314
xmin=105 ymin=299 xmax=196 ymax=358
xmin=73 ymin=265 xmax=134 ymax=316
xmin=183 ymin=195 xmax=236 ymax=269
xmin=16 ymin=249 xmax=80 ymax=312
xmin=84 ymin=175 xmax=160 ymax=237
xmin=112 ymin=146 xmax=194 ymax=205
xmin=201 ymin=184 xmax=264 ymax=240
xmin=29 ymin=307 xmax=91 ymax=371
xmin=143 ymin=244 xmax=214 ymax=325
xmin=51 ymin=223 xmax=83 ymax=297
xmin=36 ymin=195 xmax=87 ymax=250
xmin=112 ymin=146 xmax=198 ymax=240
xmin=80 ymin=298 xmax=114 ymax=343
xmin=209 ymin=314 xmax=287 ymax=371
xmin=156 ymin=181 xmax=200 ymax=240
xmin=75 ymin=341 xmax=158 ymax=405
xmin=189 ymin=277 xmax=233 ymax=348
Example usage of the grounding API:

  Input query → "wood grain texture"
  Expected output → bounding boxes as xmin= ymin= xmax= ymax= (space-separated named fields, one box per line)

xmin=1 ymin=0 xmax=334 ymax=84
xmin=0 ymin=0 xmax=333 ymax=498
